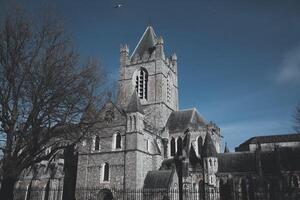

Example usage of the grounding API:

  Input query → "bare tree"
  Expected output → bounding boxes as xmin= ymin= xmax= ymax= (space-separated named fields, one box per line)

xmin=294 ymin=104 xmax=300 ymax=133
xmin=0 ymin=7 xmax=105 ymax=199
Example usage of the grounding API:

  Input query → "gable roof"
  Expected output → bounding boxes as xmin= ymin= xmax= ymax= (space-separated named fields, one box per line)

xmin=143 ymin=170 xmax=174 ymax=189
xmin=166 ymin=108 xmax=206 ymax=132
xmin=131 ymin=26 xmax=157 ymax=59
xmin=126 ymin=91 xmax=144 ymax=114
xmin=202 ymin=133 xmax=217 ymax=157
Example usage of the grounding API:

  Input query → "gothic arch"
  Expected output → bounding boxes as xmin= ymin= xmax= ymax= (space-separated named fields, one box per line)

xmin=115 ymin=132 xmax=121 ymax=149
xmin=177 ymin=137 xmax=183 ymax=155
xmin=197 ymin=136 xmax=203 ymax=156
xmin=166 ymin=72 xmax=173 ymax=104
xmin=129 ymin=116 xmax=132 ymax=131
xmin=133 ymin=115 xmax=136 ymax=130
xmin=95 ymin=135 xmax=100 ymax=151
xmin=133 ymin=68 xmax=148 ymax=100
xmin=101 ymin=162 xmax=110 ymax=182
xmin=170 ymin=137 xmax=176 ymax=156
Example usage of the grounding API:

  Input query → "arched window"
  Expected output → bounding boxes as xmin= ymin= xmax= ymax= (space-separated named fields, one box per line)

xmin=177 ymin=137 xmax=183 ymax=155
xmin=209 ymin=159 xmax=212 ymax=167
xmin=170 ymin=137 xmax=176 ymax=156
xmin=103 ymin=162 xmax=109 ymax=182
xmin=166 ymin=74 xmax=172 ymax=104
xmin=133 ymin=115 xmax=136 ymax=130
xmin=129 ymin=116 xmax=132 ymax=131
xmin=95 ymin=136 xmax=100 ymax=151
xmin=116 ymin=133 xmax=121 ymax=149
xmin=134 ymin=68 xmax=148 ymax=100
xmin=214 ymin=159 xmax=216 ymax=166
xmin=197 ymin=136 xmax=203 ymax=156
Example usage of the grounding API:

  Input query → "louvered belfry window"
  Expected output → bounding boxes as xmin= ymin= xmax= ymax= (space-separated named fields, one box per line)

xmin=135 ymin=68 xmax=148 ymax=100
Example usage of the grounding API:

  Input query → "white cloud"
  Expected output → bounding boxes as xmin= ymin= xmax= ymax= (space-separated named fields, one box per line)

xmin=277 ymin=45 xmax=300 ymax=84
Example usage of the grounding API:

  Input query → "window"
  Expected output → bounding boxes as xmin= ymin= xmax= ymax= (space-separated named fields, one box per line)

xmin=170 ymin=137 xmax=176 ymax=156
xmin=102 ymin=162 xmax=109 ymax=182
xmin=209 ymin=159 xmax=212 ymax=167
xmin=129 ymin=116 xmax=132 ymax=131
xmin=116 ymin=133 xmax=121 ymax=149
xmin=166 ymin=74 xmax=172 ymax=104
xmin=133 ymin=115 xmax=136 ymax=130
xmin=197 ymin=136 xmax=203 ymax=156
xmin=134 ymin=68 xmax=148 ymax=100
xmin=177 ymin=137 xmax=183 ymax=156
xmin=94 ymin=136 xmax=100 ymax=151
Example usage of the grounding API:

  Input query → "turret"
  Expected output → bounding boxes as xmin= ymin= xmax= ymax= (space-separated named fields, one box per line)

xmin=120 ymin=44 xmax=129 ymax=79
xmin=155 ymin=36 xmax=165 ymax=60
xmin=224 ymin=142 xmax=230 ymax=153
xmin=126 ymin=91 xmax=144 ymax=133
xmin=202 ymin=133 xmax=219 ymax=200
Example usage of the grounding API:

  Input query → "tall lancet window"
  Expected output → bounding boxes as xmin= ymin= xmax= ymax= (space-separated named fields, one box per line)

xmin=177 ymin=137 xmax=183 ymax=156
xmin=170 ymin=137 xmax=176 ymax=156
xmin=134 ymin=68 xmax=148 ymax=100
xmin=116 ymin=133 xmax=121 ymax=149
xmin=166 ymin=74 xmax=172 ymax=104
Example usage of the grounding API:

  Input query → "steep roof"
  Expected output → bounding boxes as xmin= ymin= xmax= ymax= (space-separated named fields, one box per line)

xmin=239 ymin=133 xmax=300 ymax=146
xmin=143 ymin=170 xmax=174 ymax=189
xmin=202 ymin=133 xmax=217 ymax=157
xmin=166 ymin=108 xmax=206 ymax=132
xmin=218 ymin=152 xmax=256 ymax=173
xmin=126 ymin=91 xmax=144 ymax=114
xmin=131 ymin=26 xmax=157 ymax=59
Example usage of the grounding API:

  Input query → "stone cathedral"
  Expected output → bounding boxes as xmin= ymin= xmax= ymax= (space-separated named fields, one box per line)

xmin=75 ymin=26 xmax=300 ymax=200
xmin=76 ymin=25 xmax=222 ymax=197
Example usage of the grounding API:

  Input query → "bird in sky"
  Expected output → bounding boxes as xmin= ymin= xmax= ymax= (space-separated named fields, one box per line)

xmin=114 ymin=3 xmax=123 ymax=8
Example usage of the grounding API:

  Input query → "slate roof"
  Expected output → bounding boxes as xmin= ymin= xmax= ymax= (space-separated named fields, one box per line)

xmin=238 ymin=133 xmax=300 ymax=146
xmin=218 ymin=147 xmax=300 ymax=174
xmin=218 ymin=152 xmax=256 ymax=173
xmin=144 ymin=170 xmax=174 ymax=189
xmin=166 ymin=108 xmax=206 ymax=132
xmin=202 ymin=133 xmax=218 ymax=158
xmin=131 ymin=26 xmax=157 ymax=59
xmin=126 ymin=91 xmax=144 ymax=114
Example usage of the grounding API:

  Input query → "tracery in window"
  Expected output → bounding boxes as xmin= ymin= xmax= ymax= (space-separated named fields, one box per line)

xmin=134 ymin=68 xmax=148 ymax=100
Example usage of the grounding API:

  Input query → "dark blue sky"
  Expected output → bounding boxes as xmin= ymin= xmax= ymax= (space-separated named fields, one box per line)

xmin=2 ymin=0 xmax=300 ymax=150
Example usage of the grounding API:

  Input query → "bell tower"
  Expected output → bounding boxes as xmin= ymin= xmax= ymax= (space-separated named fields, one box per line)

xmin=117 ymin=26 xmax=179 ymax=130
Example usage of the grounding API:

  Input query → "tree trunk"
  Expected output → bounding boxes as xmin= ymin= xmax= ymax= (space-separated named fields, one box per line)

xmin=62 ymin=145 xmax=78 ymax=200
xmin=0 ymin=175 xmax=17 ymax=200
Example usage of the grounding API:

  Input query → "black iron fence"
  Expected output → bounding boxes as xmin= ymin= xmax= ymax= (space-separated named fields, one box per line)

xmin=13 ymin=187 xmax=300 ymax=200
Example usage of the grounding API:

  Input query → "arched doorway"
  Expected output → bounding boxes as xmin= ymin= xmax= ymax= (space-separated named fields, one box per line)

xmin=97 ymin=189 xmax=113 ymax=200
